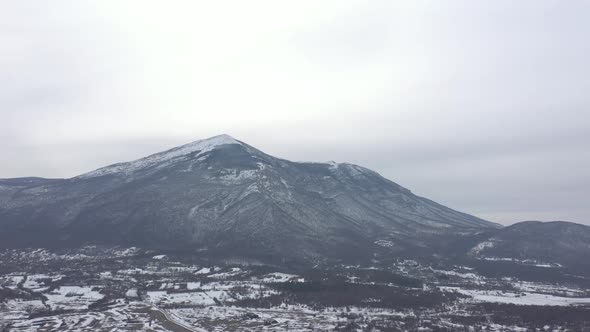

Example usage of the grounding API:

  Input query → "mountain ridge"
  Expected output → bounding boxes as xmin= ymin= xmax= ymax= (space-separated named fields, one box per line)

xmin=0 ymin=135 xmax=512 ymax=263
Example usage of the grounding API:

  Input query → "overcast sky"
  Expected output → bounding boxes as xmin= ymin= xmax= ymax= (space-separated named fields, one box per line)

xmin=1 ymin=1 xmax=589 ymax=225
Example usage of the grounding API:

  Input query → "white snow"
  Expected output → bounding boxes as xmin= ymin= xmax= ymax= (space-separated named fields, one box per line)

xmin=208 ymin=267 xmax=243 ymax=279
xmin=441 ymin=287 xmax=590 ymax=306
xmin=77 ymin=134 xmax=240 ymax=178
xmin=195 ymin=267 xmax=211 ymax=275
xmin=258 ymin=272 xmax=300 ymax=283
xmin=374 ymin=240 xmax=394 ymax=248
xmin=3 ymin=275 xmax=24 ymax=289
xmin=469 ymin=240 xmax=496 ymax=255
xmin=169 ymin=304 xmax=415 ymax=332
xmin=219 ymin=169 xmax=257 ymax=183
xmin=187 ymin=282 xmax=201 ymax=290
xmin=430 ymin=269 xmax=484 ymax=283
xmin=44 ymin=286 xmax=104 ymax=310
xmin=241 ymin=183 xmax=261 ymax=197
xmin=511 ymin=281 xmax=586 ymax=297
xmin=22 ymin=274 xmax=63 ymax=291
xmin=478 ymin=256 xmax=563 ymax=268
xmin=125 ymin=288 xmax=139 ymax=298
xmin=147 ymin=290 xmax=226 ymax=306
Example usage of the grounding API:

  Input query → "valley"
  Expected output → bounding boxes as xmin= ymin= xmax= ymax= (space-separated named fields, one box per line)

xmin=2 ymin=246 xmax=590 ymax=331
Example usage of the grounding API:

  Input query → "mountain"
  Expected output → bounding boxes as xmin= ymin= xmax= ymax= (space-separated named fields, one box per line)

xmin=0 ymin=134 xmax=498 ymax=263
xmin=468 ymin=220 xmax=590 ymax=269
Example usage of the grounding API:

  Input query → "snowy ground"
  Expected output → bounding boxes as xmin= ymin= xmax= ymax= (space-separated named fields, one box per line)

xmin=2 ymin=246 xmax=590 ymax=331
xmin=440 ymin=286 xmax=590 ymax=306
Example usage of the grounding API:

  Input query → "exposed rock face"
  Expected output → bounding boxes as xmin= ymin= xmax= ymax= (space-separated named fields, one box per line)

xmin=0 ymin=134 xmax=498 ymax=262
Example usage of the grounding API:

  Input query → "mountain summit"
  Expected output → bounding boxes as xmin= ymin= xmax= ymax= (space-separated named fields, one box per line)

xmin=77 ymin=134 xmax=242 ymax=179
xmin=0 ymin=135 xmax=497 ymax=262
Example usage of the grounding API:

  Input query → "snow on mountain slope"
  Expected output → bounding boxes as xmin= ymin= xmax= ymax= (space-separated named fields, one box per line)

xmin=0 ymin=135 xmax=498 ymax=262
xmin=77 ymin=134 xmax=241 ymax=179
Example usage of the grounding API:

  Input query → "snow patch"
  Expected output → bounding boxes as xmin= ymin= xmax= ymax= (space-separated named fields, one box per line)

xmin=469 ymin=240 xmax=495 ymax=255
xmin=195 ymin=267 xmax=211 ymax=275
xmin=374 ymin=240 xmax=394 ymax=248
xmin=78 ymin=134 xmax=240 ymax=179
xmin=441 ymin=286 xmax=590 ymax=306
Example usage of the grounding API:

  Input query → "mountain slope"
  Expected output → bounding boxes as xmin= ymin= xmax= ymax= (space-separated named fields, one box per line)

xmin=468 ymin=220 xmax=590 ymax=269
xmin=0 ymin=135 xmax=497 ymax=262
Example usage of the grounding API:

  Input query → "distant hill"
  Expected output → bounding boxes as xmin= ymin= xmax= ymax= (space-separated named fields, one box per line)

xmin=468 ymin=220 xmax=590 ymax=269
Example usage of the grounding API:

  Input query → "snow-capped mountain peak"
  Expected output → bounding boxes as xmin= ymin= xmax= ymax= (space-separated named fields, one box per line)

xmin=1 ymin=134 xmax=501 ymax=261
xmin=77 ymin=134 xmax=242 ymax=179
xmin=171 ymin=134 xmax=241 ymax=156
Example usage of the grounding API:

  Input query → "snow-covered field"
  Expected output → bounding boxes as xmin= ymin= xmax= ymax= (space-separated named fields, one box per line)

xmin=441 ymin=286 xmax=590 ymax=306
xmin=7 ymin=301 xmax=172 ymax=332
xmin=44 ymin=286 xmax=104 ymax=310
xmin=147 ymin=280 xmax=278 ymax=306
xmin=2 ymin=246 xmax=590 ymax=331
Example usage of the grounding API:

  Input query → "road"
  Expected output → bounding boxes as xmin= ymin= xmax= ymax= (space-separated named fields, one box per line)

xmin=150 ymin=307 xmax=206 ymax=332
